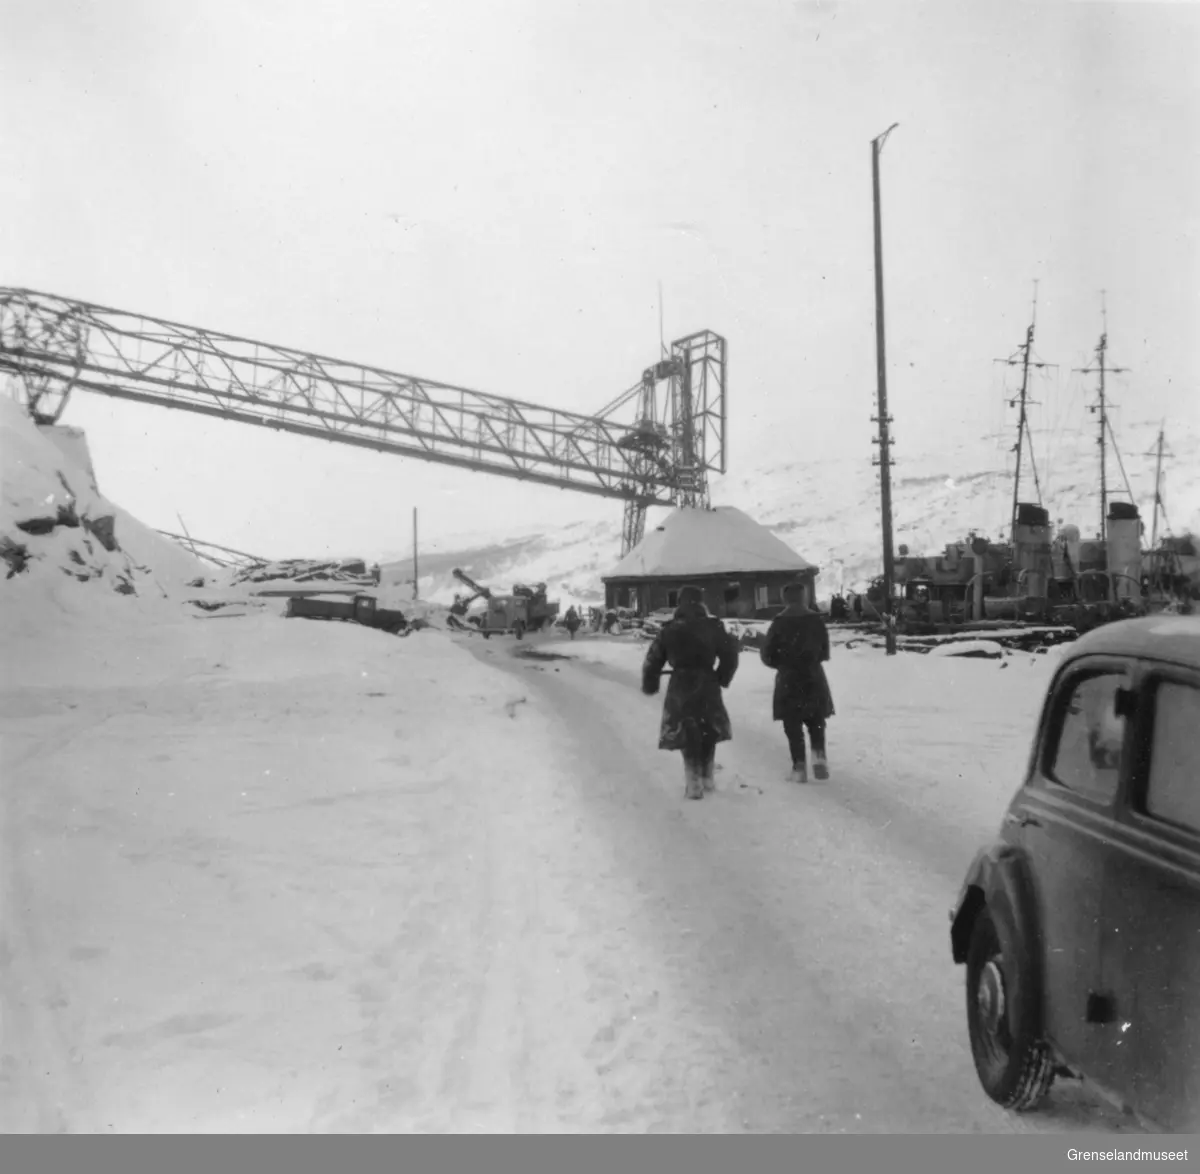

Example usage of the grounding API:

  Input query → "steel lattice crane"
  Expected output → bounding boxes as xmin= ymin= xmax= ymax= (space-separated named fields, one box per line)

xmin=0 ymin=289 xmax=727 ymax=555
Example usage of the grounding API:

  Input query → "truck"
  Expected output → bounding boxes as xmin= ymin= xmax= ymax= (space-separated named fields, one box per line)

xmin=285 ymin=593 xmax=409 ymax=635
xmin=451 ymin=569 xmax=559 ymax=639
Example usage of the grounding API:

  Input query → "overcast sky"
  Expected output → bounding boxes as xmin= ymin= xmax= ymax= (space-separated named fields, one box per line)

xmin=3 ymin=0 xmax=1196 ymax=562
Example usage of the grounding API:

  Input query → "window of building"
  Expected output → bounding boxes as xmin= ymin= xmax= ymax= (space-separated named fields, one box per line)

xmin=755 ymin=584 xmax=769 ymax=609
xmin=667 ymin=589 xmax=679 ymax=608
xmin=1046 ymin=671 xmax=1128 ymax=804
xmin=1144 ymin=680 xmax=1200 ymax=835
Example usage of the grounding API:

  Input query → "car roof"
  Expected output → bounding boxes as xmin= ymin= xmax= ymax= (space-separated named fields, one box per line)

xmin=1062 ymin=615 xmax=1200 ymax=671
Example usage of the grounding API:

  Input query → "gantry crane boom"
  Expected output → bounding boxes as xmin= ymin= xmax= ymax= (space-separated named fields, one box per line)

xmin=0 ymin=288 xmax=726 ymax=544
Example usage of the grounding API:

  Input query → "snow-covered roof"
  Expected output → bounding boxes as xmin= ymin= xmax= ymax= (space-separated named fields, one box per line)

xmin=603 ymin=506 xmax=818 ymax=581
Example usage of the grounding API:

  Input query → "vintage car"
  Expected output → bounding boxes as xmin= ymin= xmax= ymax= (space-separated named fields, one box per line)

xmin=950 ymin=615 xmax=1200 ymax=1131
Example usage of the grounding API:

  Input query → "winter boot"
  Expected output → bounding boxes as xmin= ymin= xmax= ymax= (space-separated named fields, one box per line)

xmin=790 ymin=760 xmax=808 ymax=783
xmin=683 ymin=760 xmax=705 ymax=800
xmin=812 ymin=752 xmax=829 ymax=781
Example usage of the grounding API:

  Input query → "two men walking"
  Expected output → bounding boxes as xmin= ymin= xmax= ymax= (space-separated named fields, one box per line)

xmin=641 ymin=579 xmax=835 ymax=797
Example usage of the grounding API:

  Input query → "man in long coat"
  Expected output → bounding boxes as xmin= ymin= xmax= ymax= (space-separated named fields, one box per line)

xmin=642 ymin=585 xmax=740 ymax=800
xmin=760 ymin=580 xmax=835 ymax=782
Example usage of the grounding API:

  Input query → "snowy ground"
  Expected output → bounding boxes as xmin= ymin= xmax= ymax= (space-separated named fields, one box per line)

xmin=0 ymin=583 xmax=1139 ymax=1133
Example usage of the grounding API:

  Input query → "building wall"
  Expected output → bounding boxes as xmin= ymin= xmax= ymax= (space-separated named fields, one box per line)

xmin=604 ymin=571 xmax=815 ymax=618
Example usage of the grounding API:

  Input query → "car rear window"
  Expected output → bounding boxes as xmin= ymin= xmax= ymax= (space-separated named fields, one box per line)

xmin=1144 ymin=680 xmax=1200 ymax=834
xmin=1048 ymin=671 xmax=1128 ymax=803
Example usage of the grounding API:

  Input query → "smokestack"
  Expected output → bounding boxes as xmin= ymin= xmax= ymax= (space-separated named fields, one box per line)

xmin=1106 ymin=502 xmax=1142 ymax=603
xmin=1013 ymin=503 xmax=1052 ymax=602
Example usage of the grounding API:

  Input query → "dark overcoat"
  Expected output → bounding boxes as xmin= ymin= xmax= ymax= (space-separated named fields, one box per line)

xmin=760 ymin=604 xmax=836 ymax=723
xmin=642 ymin=602 xmax=740 ymax=751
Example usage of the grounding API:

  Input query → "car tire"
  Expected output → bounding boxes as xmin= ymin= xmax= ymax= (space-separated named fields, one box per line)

xmin=965 ymin=901 xmax=1055 ymax=1111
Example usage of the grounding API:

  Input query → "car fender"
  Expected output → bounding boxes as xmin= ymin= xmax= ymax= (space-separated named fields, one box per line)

xmin=950 ymin=841 xmax=1043 ymax=983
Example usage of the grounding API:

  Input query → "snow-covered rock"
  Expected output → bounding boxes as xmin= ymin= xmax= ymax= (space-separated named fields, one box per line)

xmin=1 ymin=393 xmax=209 ymax=596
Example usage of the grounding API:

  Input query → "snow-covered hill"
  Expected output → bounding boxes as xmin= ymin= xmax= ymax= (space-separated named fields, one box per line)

xmin=1 ymin=393 xmax=211 ymax=606
xmin=382 ymin=414 xmax=1200 ymax=605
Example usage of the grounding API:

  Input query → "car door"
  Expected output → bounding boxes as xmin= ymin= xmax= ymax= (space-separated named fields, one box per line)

xmin=1098 ymin=663 xmax=1200 ymax=1130
xmin=1016 ymin=656 xmax=1133 ymax=1081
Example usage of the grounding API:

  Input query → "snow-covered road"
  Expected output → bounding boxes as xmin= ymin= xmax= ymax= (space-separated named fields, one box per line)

xmin=0 ymin=602 xmax=1136 ymax=1133
xmin=470 ymin=630 xmax=1138 ymax=1135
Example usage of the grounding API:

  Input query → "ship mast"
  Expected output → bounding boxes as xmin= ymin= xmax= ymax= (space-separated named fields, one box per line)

xmin=1074 ymin=293 xmax=1129 ymax=544
xmin=995 ymin=281 xmax=1053 ymax=540
xmin=1151 ymin=426 xmax=1165 ymax=551
xmin=1145 ymin=423 xmax=1175 ymax=553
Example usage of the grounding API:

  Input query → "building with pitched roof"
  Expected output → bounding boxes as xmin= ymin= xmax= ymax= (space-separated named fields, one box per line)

xmin=602 ymin=505 xmax=819 ymax=619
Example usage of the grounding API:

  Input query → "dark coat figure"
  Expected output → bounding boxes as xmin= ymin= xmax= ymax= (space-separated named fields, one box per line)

xmin=564 ymin=606 xmax=581 ymax=639
xmin=761 ymin=587 xmax=835 ymax=782
xmin=642 ymin=587 xmax=740 ymax=800
xmin=852 ymin=593 xmax=863 ymax=620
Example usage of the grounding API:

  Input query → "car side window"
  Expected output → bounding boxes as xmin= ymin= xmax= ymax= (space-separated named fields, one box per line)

xmin=1144 ymin=680 xmax=1200 ymax=834
xmin=1047 ymin=671 xmax=1128 ymax=803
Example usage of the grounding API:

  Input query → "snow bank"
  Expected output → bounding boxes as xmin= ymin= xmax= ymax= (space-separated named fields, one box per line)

xmin=111 ymin=505 xmax=218 ymax=587
xmin=0 ymin=394 xmax=209 ymax=596
xmin=926 ymin=640 xmax=1007 ymax=659
xmin=0 ymin=574 xmax=203 ymax=688
xmin=1 ymin=606 xmax=758 ymax=1132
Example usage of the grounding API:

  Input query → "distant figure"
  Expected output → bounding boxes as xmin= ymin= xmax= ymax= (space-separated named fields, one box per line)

xmin=830 ymin=594 xmax=848 ymax=621
xmin=642 ymin=585 xmax=740 ymax=800
xmin=564 ymin=605 xmax=581 ymax=639
xmin=760 ymin=580 xmax=836 ymax=783
xmin=852 ymin=593 xmax=863 ymax=621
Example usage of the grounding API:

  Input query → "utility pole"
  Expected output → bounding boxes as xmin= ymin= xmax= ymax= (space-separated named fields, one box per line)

xmin=871 ymin=123 xmax=900 ymax=655
xmin=1074 ymin=294 xmax=1129 ymax=544
xmin=412 ymin=507 xmax=419 ymax=601
xmin=994 ymin=282 xmax=1055 ymax=540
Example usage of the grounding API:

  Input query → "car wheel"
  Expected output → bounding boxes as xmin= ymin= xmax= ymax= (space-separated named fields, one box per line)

xmin=965 ymin=902 xmax=1055 ymax=1111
